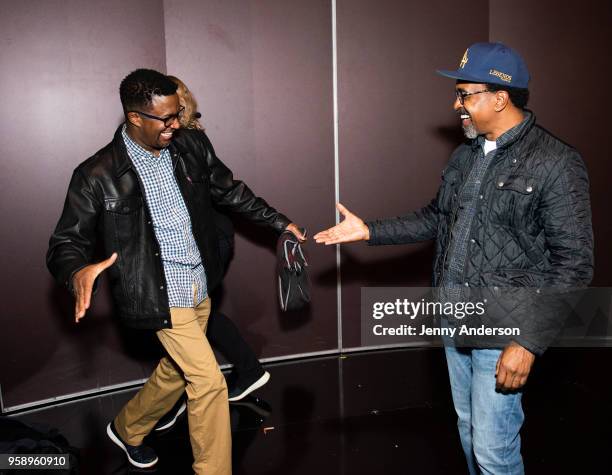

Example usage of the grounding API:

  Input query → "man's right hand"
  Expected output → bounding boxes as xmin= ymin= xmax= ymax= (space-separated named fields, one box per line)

xmin=314 ymin=203 xmax=370 ymax=245
xmin=73 ymin=252 xmax=118 ymax=323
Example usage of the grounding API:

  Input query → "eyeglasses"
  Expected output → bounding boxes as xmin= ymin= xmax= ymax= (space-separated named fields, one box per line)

xmin=131 ymin=106 xmax=185 ymax=127
xmin=455 ymin=89 xmax=491 ymax=105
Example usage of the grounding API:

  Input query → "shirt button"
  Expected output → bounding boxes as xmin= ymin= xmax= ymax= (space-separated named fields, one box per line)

xmin=493 ymin=286 xmax=499 ymax=291
xmin=483 ymin=298 xmax=488 ymax=303
xmin=159 ymin=285 xmax=164 ymax=290
xmin=526 ymin=186 xmax=533 ymax=193
xmin=155 ymin=252 xmax=159 ymax=257
xmin=464 ymin=282 xmax=469 ymax=287
xmin=163 ymin=319 xmax=168 ymax=324
xmin=147 ymin=221 xmax=152 ymax=225
xmin=498 ymin=181 xmax=504 ymax=187
xmin=512 ymin=158 xmax=517 ymax=163
xmin=479 ymin=194 xmax=484 ymax=199
xmin=470 ymin=238 xmax=476 ymax=244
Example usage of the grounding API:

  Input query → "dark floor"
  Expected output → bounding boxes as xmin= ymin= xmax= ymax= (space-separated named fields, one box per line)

xmin=4 ymin=347 xmax=612 ymax=474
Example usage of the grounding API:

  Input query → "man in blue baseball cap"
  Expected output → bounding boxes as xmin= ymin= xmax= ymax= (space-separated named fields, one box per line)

xmin=315 ymin=42 xmax=593 ymax=474
xmin=437 ymin=42 xmax=531 ymax=142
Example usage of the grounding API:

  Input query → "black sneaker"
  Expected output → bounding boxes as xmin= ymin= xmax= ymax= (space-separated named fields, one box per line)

xmin=106 ymin=422 xmax=159 ymax=468
xmin=228 ymin=371 xmax=270 ymax=402
xmin=154 ymin=399 xmax=187 ymax=432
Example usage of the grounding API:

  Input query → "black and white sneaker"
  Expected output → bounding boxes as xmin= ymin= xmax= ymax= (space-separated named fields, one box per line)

xmin=228 ymin=371 xmax=270 ymax=402
xmin=154 ymin=399 xmax=187 ymax=432
xmin=106 ymin=422 xmax=159 ymax=468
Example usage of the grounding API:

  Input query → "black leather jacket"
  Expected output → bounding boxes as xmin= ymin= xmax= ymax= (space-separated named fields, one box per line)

xmin=367 ymin=113 xmax=593 ymax=354
xmin=47 ymin=126 xmax=290 ymax=330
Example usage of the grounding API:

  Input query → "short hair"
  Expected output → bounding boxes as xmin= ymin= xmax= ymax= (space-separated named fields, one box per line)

xmin=119 ymin=69 xmax=178 ymax=114
xmin=484 ymin=82 xmax=530 ymax=109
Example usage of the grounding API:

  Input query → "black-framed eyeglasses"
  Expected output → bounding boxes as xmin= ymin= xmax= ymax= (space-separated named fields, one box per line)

xmin=131 ymin=106 xmax=185 ymax=127
xmin=455 ymin=89 xmax=491 ymax=105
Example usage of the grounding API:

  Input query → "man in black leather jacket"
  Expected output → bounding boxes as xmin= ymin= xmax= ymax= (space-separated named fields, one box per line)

xmin=315 ymin=43 xmax=593 ymax=474
xmin=47 ymin=69 xmax=304 ymax=474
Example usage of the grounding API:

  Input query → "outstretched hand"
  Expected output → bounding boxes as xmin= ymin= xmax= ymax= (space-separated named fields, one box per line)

xmin=314 ymin=203 xmax=369 ymax=245
xmin=73 ymin=252 xmax=118 ymax=323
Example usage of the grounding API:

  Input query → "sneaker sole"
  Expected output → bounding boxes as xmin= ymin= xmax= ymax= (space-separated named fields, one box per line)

xmin=154 ymin=401 xmax=187 ymax=431
xmin=228 ymin=371 xmax=270 ymax=402
xmin=106 ymin=423 xmax=159 ymax=469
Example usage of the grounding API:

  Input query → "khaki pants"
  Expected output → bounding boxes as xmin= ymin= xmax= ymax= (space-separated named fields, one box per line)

xmin=114 ymin=297 xmax=231 ymax=475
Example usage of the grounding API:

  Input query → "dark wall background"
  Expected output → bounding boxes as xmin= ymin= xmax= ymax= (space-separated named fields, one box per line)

xmin=163 ymin=0 xmax=338 ymax=360
xmin=0 ymin=0 xmax=167 ymax=410
xmin=1 ymin=0 xmax=610 ymax=410
xmin=489 ymin=0 xmax=612 ymax=286
xmin=336 ymin=0 xmax=489 ymax=349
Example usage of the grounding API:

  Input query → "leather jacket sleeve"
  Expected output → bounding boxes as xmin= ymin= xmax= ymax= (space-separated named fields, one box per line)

xmin=46 ymin=168 xmax=101 ymax=292
xmin=198 ymin=131 xmax=291 ymax=233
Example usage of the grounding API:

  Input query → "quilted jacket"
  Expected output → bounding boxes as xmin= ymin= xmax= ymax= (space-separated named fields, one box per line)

xmin=367 ymin=112 xmax=593 ymax=354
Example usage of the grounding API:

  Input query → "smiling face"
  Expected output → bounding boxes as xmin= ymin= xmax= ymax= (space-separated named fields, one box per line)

xmin=127 ymin=93 xmax=181 ymax=155
xmin=454 ymin=83 xmax=496 ymax=139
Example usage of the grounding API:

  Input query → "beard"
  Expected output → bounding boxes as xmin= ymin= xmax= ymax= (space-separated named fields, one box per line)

xmin=458 ymin=106 xmax=479 ymax=139
xmin=462 ymin=121 xmax=479 ymax=139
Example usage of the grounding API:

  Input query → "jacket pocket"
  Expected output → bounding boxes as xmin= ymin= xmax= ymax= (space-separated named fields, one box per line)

xmin=481 ymin=268 xmax=546 ymax=288
xmin=494 ymin=174 xmax=536 ymax=195
xmin=489 ymin=174 xmax=538 ymax=228
xmin=104 ymin=196 xmax=144 ymax=214
xmin=104 ymin=197 xmax=144 ymax=249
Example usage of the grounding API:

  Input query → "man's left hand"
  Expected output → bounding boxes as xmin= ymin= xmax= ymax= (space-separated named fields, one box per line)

xmin=495 ymin=341 xmax=535 ymax=391
xmin=285 ymin=223 xmax=306 ymax=242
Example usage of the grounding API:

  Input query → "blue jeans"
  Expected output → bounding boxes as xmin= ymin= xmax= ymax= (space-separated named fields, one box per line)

xmin=445 ymin=347 xmax=525 ymax=475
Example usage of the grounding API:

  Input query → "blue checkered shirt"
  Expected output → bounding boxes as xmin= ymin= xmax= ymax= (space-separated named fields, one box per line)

xmin=442 ymin=113 xmax=531 ymax=302
xmin=122 ymin=126 xmax=207 ymax=308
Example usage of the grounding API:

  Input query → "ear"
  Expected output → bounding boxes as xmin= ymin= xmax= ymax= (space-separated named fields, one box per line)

xmin=126 ymin=111 xmax=142 ymax=127
xmin=494 ymin=90 xmax=510 ymax=112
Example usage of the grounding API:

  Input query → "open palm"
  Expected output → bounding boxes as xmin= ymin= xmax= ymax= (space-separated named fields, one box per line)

xmin=73 ymin=252 xmax=118 ymax=322
xmin=314 ymin=203 xmax=369 ymax=245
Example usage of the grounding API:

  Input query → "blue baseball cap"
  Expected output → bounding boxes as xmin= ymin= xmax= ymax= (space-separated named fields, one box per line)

xmin=437 ymin=42 xmax=530 ymax=89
